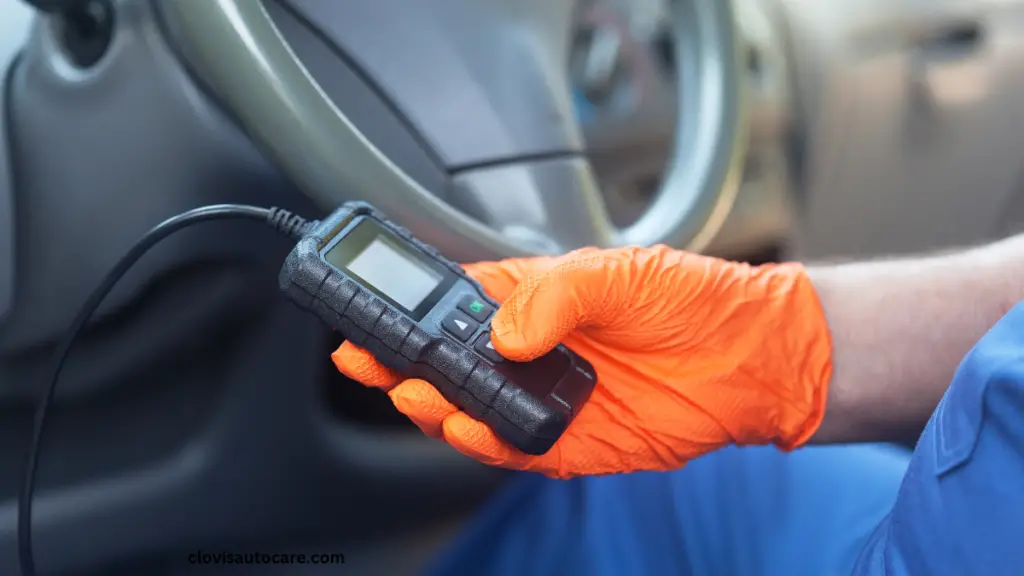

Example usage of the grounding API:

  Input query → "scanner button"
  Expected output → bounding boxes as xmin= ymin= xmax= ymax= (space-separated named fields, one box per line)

xmin=458 ymin=295 xmax=494 ymax=323
xmin=474 ymin=334 xmax=505 ymax=363
xmin=442 ymin=310 xmax=478 ymax=342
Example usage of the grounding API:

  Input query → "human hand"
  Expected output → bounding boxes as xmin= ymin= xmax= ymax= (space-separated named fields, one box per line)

xmin=332 ymin=246 xmax=832 ymax=478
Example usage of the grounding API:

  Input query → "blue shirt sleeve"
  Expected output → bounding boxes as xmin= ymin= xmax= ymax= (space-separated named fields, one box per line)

xmin=853 ymin=302 xmax=1024 ymax=575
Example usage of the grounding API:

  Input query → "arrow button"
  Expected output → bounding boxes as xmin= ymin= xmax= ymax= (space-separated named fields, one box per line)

xmin=474 ymin=334 xmax=505 ymax=363
xmin=442 ymin=310 xmax=478 ymax=342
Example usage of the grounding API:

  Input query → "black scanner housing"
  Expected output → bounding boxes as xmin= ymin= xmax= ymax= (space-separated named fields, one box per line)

xmin=279 ymin=202 xmax=597 ymax=455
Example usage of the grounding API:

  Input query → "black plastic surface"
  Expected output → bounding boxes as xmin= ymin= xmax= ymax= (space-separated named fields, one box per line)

xmin=280 ymin=202 xmax=598 ymax=455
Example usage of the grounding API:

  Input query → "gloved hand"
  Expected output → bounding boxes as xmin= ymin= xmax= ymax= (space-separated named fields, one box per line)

xmin=332 ymin=246 xmax=833 ymax=478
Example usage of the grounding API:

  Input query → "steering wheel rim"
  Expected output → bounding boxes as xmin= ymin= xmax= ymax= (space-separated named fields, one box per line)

xmin=162 ymin=0 xmax=748 ymax=261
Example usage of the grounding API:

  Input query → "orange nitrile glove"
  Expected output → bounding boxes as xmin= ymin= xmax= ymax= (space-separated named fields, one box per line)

xmin=332 ymin=245 xmax=833 ymax=479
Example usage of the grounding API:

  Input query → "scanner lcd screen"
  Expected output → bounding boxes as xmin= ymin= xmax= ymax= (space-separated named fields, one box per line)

xmin=344 ymin=236 xmax=442 ymax=311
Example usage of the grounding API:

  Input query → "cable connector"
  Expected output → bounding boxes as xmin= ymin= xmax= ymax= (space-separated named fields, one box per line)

xmin=266 ymin=207 xmax=316 ymax=239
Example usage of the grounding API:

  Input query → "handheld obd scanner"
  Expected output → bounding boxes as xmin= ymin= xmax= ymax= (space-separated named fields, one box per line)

xmin=279 ymin=202 xmax=597 ymax=455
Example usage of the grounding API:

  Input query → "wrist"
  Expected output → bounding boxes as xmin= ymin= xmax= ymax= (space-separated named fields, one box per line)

xmin=803 ymin=238 xmax=1024 ymax=445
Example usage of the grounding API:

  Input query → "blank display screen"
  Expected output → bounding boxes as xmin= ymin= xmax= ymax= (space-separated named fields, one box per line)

xmin=345 ymin=236 xmax=443 ymax=311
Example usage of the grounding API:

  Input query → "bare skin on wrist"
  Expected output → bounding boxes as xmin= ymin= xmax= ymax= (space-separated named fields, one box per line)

xmin=806 ymin=234 xmax=1024 ymax=444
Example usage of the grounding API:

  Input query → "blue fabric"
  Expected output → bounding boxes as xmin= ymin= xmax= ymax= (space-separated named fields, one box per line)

xmin=853 ymin=302 xmax=1024 ymax=575
xmin=423 ymin=302 xmax=1024 ymax=576
xmin=424 ymin=444 xmax=908 ymax=576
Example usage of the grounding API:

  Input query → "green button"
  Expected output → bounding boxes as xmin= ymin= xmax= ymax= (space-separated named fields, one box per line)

xmin=468 ymin=300 xmax=485 ymax=313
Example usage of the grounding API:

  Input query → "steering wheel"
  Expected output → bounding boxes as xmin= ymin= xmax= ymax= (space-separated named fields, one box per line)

xmin=162 ymin=0 xmax=748 ymax=262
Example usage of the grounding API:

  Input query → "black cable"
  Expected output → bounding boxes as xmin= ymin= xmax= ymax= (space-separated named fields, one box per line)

xmin=17 ymin=204 xmax=315 ymax=576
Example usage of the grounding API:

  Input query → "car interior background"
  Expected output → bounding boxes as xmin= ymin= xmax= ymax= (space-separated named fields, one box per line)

xmin=2 ymin=0 xmax=1024 ymax=574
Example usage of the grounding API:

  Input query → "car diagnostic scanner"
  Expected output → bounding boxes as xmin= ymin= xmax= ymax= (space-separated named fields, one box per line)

xmin=279 ymin=202 xmax=597 ymax=455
